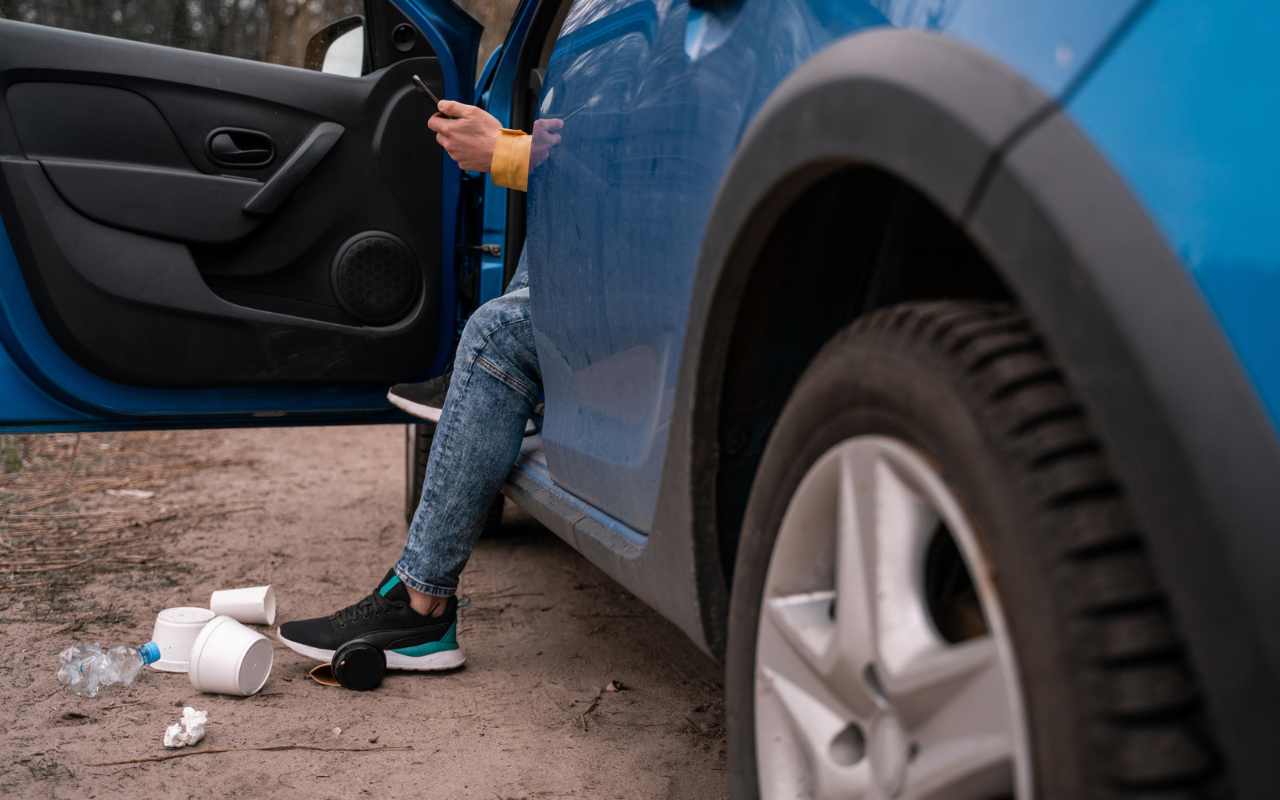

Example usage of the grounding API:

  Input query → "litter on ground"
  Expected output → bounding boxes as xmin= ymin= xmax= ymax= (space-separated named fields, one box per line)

xmin=163 ymin=706 xmax=208 ymax=749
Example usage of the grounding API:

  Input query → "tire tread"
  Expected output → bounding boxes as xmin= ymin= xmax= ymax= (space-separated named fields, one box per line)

xmin=845 ymin=302 xmax=1225 ymax=797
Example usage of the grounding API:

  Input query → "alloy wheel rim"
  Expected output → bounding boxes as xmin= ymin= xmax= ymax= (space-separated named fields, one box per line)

xmin=754 ymin=436 xmax=1031 ymax=799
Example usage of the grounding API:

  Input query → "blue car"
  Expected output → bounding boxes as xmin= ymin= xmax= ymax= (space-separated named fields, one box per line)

xmin=2 ymin=0 xmax=1276 ymax=796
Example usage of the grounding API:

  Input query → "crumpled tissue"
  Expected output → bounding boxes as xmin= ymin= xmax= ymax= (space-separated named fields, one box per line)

xmin=163 ymin=706 xmax=208 ymax=749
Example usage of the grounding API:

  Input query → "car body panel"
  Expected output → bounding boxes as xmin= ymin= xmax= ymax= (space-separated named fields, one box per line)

xmin=0 ymin=310 xmax=86 ymax=426
xmin=525 ymin=0 xmax=1142 ymax=534
xmin=1067 ymin=0 xmax=1280 ymax=433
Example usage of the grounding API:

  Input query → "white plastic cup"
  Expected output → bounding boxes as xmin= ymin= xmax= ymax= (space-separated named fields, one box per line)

xmin=209 ymin=585 xmax=276 ymax=626
xmin=188 ymin=615 xmax=274 ymax=696
xmin=149 ymin=606 xmax=216 ymax=673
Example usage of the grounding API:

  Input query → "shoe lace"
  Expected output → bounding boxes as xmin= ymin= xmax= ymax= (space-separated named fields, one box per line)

xmin=330 ymin=593 xmax=392 ymax=628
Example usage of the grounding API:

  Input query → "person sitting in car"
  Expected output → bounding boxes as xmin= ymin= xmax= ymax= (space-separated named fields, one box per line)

xmin=278 ymin=103 xmax=562 ymax=670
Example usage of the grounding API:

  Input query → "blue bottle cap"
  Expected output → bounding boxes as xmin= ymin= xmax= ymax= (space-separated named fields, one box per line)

xmin=138 ymin=641 xmax=161 ymax=665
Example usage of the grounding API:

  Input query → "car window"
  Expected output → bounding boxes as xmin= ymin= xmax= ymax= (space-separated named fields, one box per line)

xmin=0 ymin=0 xmax=367 ymax=73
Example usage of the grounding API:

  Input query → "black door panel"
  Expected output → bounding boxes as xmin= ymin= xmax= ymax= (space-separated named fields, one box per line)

xmin=7 ymin=82 xmax=193 ymax=167
xmin=41 ymin=158 xmax=263 ymax=244
xmin=0 ymin=19 xmax=449 ymax=387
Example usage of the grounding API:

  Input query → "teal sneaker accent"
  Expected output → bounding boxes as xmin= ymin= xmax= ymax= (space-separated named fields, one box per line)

xmin=378 ymin=574 xmax=402 ymax=597
xmin=392 ymin=621 xmax=459 ymax=656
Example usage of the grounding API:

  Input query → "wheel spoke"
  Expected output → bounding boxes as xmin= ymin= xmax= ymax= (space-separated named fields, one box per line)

xmin=760 ymin=591 xmax=851 ymax=722
xmin=883 ymin=638 xmax=1002 ymax=728
xmin=902 ymin=734 xmax=1013 ymax=800
xmin=759 ymin=666 xmax=877 ymax=799
xmin=891 ymin=638 xmax=1017 ymax=799
xmin=765 ymin=591 xmax=836 ymax=671
xmin=869 ymin=455 xmax=942 ymax=679
xmin=828 ymin=447 xmax=881 ymax=703
xmin=833 ymin=450 xmax=940 ymax=686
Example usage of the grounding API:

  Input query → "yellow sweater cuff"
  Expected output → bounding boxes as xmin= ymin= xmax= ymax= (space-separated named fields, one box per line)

xmin=490 ymin=129 xmax=532 ymax=192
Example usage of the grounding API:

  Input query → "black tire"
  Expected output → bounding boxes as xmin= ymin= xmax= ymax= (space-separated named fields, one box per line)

xmin=405 ymin=423 xmax=504 ymax=533
xmin=726 ymin=301 xmax=1226 ymax=799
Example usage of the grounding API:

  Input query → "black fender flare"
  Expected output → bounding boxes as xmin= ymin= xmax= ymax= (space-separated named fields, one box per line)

xmin=674 ymin=27 xmax=1280 ymax=793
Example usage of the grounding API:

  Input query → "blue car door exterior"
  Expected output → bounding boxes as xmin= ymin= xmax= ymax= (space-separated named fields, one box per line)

xmin=525 ymin=0 xmax=1142 ymax=534
xmin=1066 ymin=0 xmax=1280 ymax=434
xmin=0 ymin=0 xmax=483 ymax=433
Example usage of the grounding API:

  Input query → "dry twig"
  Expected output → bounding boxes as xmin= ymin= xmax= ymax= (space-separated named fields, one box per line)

xmin=89 ymin=744 xmax=412 ymax=767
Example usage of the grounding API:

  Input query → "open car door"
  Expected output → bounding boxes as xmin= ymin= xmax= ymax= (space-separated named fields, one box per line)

xmin=0 ymin=0 xmax=483 ymax=432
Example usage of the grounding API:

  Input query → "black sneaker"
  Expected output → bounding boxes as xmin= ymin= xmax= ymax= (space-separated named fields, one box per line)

xmin=389 ymin=371 xmax=542 ymax=435
xmin=387 ymin=372 xmax=452 ymax=422
xmin=277 ymin=569 xmax=464 ymax=672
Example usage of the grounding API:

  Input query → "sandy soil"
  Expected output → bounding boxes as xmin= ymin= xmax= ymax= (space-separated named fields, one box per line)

xmin=0 ymin=426 xmax=727 ymax=800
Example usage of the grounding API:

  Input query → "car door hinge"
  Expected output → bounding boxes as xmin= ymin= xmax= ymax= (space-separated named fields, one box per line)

xmin=472 ymin=243 xmax=501 ymax=257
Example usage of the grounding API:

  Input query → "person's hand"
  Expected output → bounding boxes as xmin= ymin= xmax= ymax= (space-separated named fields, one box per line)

xmin=427 ymin=100 xmax=501 ymax=172
xmin=531 ymin=117 xmax=564 ymax=168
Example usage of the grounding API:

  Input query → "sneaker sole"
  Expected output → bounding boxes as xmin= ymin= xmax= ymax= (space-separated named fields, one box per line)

xmin=388 ymin=389 xmax=538 ymax=435
xmin=387 ymin=390 xmax=443 ymax=423
xmin=276 ymin=628 xmax=467 ymax=672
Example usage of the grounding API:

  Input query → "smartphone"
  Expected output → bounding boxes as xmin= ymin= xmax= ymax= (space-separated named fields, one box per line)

xmin=411 ymin=74 xmax=441 ymax=104
xmin=413 ymin=73 xmax=463 ymax=120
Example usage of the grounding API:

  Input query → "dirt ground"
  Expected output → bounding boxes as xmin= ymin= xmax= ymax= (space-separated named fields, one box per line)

xmin=0 ymin=426 xmax=727 ymax=800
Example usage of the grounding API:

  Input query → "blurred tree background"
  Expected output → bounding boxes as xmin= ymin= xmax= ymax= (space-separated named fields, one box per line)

xmin=0 ymin=0 xmax=362 ymax=68
xmin=467 ymin=0 xmax=520 ymax=70
xmin=0 ymin=0 xmax=520 ymax=72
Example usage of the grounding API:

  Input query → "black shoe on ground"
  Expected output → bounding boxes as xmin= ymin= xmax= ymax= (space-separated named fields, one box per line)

xmin=388 ymin=372 xmax=452 ymax=422
xmin=277 ymin=569 xmax=464 ymax=671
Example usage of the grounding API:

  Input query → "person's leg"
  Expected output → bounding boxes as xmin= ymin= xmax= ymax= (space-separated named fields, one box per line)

xmin=387 ymin=257 xmax=533 ymax=422
xmin=277 ymin=268 xmax=539 ymax=668
xmin=396 ymin=281 xmax=540 ymax=611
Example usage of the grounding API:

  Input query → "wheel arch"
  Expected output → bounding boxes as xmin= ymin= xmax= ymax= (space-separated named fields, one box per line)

xmin=674 ymin=27 xmax=1280 ymax=794
xmin=679 ymin=27 xmax=1049 ymax=660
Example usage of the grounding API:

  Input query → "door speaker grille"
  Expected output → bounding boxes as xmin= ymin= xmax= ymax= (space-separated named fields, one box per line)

xmin=331 ymin=231 xmax=421 ymax=326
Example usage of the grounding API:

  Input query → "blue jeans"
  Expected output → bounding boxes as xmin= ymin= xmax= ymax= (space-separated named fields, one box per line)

xmin=394 ymin=254 xmax=539 ymax=597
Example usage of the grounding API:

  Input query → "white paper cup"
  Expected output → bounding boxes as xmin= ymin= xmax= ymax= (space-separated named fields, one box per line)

xmin=149 ymin=606 xmax=216 ymax=673
xmin=188 ymin=615 xmax=274 ymax=696
xmin=209 ymin=585 xmax=276 ymax=626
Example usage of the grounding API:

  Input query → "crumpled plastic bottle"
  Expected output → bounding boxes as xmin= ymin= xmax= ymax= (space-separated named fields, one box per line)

xmin=56 ymin=641 xmax=161 ymax=698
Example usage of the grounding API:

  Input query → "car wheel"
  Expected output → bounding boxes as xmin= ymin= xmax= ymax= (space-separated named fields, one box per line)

xmin=405 ymin=423 xmax=504 ymax=532
xmin=726 ymin=302 xmax=1224 ymax=799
